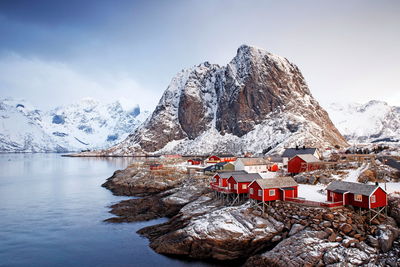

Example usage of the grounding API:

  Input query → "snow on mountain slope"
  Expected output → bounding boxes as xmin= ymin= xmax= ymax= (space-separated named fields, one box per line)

xmin=327 ymin=100 xmax=400 ymax=144
xmin=0 ymin=98 xmax=149 ymax=152
xmin=0 ymin=99 xmax=64 ymax=152
xmin=105 ymin=45 xmax=348 ymax=156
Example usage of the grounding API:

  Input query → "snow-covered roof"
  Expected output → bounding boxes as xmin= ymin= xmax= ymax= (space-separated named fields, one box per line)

xmin=236 ymin=158 xmax=268 ymax=166
xmin=326 ymin=181 xmax=382 ymax=196
xmin=254 ymin=177 xmax=298 ymax=189
xmin=282 ymin=148 xmax=318 ymax=158
xmin=295 ymin=154 xmax=320 ymax=163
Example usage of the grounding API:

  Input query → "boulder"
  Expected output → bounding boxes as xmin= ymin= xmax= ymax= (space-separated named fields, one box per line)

xmin=245 ymin=231 xmax=339 ymax=266
xmin=377 ymin=225 xmax=399 ymax=252
xmin=340 ymin=223 xmax=353 ymax=234
xmin=288 ymin=224 xmax=305 ymax=236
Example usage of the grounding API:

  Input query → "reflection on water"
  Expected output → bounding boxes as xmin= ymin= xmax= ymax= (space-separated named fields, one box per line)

xmin=0 ymin=154 xmax=211 ymax=267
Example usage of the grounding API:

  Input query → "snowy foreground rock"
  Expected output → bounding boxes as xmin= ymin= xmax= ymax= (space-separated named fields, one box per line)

xmin=105 ymin=45 xmax=347 ymax=156
xmin=103 ymin=162 xmax=400 ymax=266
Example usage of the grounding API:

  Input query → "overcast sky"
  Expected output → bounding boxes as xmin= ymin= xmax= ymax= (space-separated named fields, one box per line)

xmin=0 ymin=0 xmax=399 ymax=111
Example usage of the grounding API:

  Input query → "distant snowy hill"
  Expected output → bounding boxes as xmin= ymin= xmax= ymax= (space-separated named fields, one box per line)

xmin=0 ymin=98 xmax=149 ymax=152
xmin=326 ymin=100 xmax=400 ymax=144
xmin=104 ymin=45 xmax=347 ymax=156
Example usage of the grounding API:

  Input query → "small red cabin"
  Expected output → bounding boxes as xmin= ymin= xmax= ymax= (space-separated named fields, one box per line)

xmin=188 ymin=158 xmax=202 ymax=165
xmin=210 ymin=171 xmax=247 ymax=192
xmin=248 ymin=177 xmax=298 ymax=202
xmin=227 ymin=173 xmax=262 ymax=194
xmin=288 ymin=154 xmax=320 ymax=174
xmin=326 ymin=181 xmax=387 ymax=208
xmin=149 ymin=164 xmax=163 ymax=170
xmin=207 ymin=155 xmax=237 ymax=163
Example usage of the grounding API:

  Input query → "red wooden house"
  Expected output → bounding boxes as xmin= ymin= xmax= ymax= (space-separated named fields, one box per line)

xmin=207 ymin=155 xmax=237 ymax=164
xmin=248 ymin=177 xmax=298 ymax=202
xmin=210 ymin=171 xmax=247 ymax=192
xmin=227 ymin=173 xmax=262 ymax=194
xmin=288 ymin=154 xmax=320 ymax=174
xmin=187 ymin=158 xmax=202 ymax=165
xmin=326 ymin=181 xmax=387 ymax=209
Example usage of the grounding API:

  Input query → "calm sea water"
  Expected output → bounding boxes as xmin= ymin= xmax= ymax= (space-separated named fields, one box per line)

xmin=0 ymin=154 xmax=212 ymax=267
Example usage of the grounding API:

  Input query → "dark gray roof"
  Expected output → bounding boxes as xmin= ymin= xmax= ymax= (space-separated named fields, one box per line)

xmin=255 ymin=177 xmax=298 ymax=189
xmin=215 ymin=171 xmax=247 ymax=179
xmin=333 ymin=189 xmax=348 ymax=194
xmin=326 ymin=181 xmax=380 ymax=196
xmin=203 ymin=165 xmax=215 ymax=171
xmin=230 ymin=173 xmax=262 ymax=182
xmin=282 ymin=148 xmax=318 ymax=158
xmin=215 ymin=162 xmax=229 ymax=166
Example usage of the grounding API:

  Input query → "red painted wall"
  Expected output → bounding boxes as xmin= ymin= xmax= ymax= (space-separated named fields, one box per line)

xmin=347 ymin=193 xmax=369 ymax=208
xmin=220 ymin=177 xmax=229 ymax=187
xmin=227 ymin=177 xmax=251 ymax=194
xmin=212 ymin=174 xmax=220 ymax=185
xmin=288 ymin=156 xmax=304 ymax=174
xmin=249 ymin=182 xmax=263 ymax=201
xmin=221 ymin=157 xmax=237 ymax=162
xmin=327 ymin=191 xmax=344 ymax=202
xmin=262 ymin=188 xmax=281 ymax=201
xmin=282 ymin=187 xmax=298 ymax=199
xmin=288 ymin=156 xmax=320 ymax=174
xmin=237 ymin=182 xmax=251 ymax=194
xmin=370 ymin=187 xmax=387 ymax=208
xmin=227 ymin=177 xmax=237 ymax=193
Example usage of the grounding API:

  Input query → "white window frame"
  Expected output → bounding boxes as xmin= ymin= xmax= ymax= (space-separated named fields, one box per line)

xmin=371 ymin=195 xmax=376 ymax=203
xmin=269 ymin=189 xmax=275 ymax=196
xmin=242 ymin=184 xmax=247 ymax=190
xmin=258 ymin=190 xmax=262 ymax=197
xmin=250 ymin=188 xmax=254 ymax=194
xmin=354 ymin=194 xmax=363 ymax=202
xmin=330 ymin=192 xmax=334 ymax=198
xmin=234 ymin=184 xmax=238 ymax=190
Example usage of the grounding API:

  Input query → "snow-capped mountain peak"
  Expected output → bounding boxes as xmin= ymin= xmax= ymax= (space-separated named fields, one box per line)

xmin=105 ymin=45 xmax=347 ymax=156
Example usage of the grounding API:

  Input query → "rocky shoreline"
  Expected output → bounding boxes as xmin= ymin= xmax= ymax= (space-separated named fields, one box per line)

xmin=103 ymin=161 xmax=400 ymax=266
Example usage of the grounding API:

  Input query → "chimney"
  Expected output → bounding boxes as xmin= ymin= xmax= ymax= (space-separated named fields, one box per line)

xmin=303 ymin=145 xmax=306 ymax=150
xmin=295 ymin=145 xmax=299 ymax=150
xmin=375 ymin=182 xmax=379 ymax=186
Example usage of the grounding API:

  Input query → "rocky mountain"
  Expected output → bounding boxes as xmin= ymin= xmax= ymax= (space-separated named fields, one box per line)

xmin=327 ymin=100 xmax=400 ymax=144
xmin=106 ymin=45 xmax=347 ymax=155
xmin=0 ymin=98 xmax=149 ymax=152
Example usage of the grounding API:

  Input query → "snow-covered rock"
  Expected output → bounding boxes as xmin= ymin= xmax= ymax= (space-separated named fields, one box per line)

xmin=327 ymin=100 xmax=400 ymax=144
xmin=0 ymin=98 xmax=149 ymax=152
xmin=106 ymin=45 xmax=347 ymax=156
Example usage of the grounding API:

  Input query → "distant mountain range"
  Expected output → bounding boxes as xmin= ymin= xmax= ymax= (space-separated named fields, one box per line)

xmin=0 ymin=98 xmax=149 ymax=152
xmin=326 ymin=100 xmax=400 ymax=144
xmin=103 ymin=45 xmax=348 ymax=156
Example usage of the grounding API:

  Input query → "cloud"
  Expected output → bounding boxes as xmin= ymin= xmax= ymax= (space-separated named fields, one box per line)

xmin=0 ymin=53 xmax=159 ymax=111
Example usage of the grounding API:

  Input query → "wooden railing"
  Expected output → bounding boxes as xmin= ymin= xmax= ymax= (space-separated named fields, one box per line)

xmin=286 ymin=197 xmax=343 ymax=208
xmin=209 ymin=183 xmax=233 ymax=193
